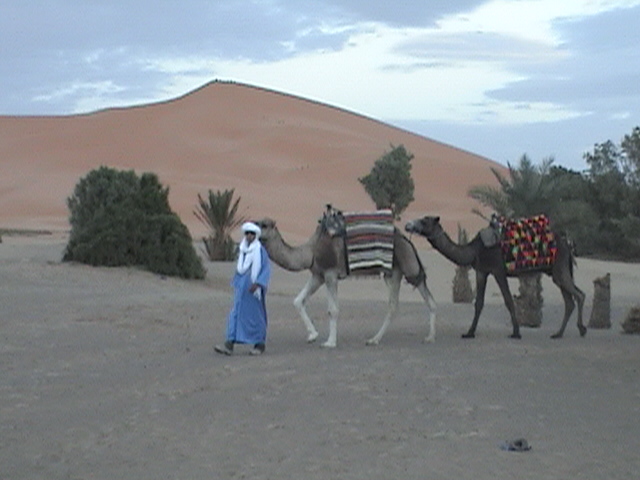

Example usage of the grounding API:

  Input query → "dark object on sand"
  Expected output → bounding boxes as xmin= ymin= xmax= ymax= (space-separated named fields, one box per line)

xmin=500 ymin=438 xmax=532 ymax=452
xmin=622 ymin=306 xmax=640 ymax=334
xmin=588 ymin=273 xmax=611 ymax=329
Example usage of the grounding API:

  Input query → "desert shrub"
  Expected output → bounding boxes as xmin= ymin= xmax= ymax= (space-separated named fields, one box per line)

xmin=63 ymin=166 xmax=205 ymax=279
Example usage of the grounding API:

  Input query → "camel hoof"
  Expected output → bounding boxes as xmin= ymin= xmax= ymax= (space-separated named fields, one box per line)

xmin=306 ymin=332 xmax=319 ymax=343
xmin=320 ymin=341 xmax=337 ymax=349
xmin=461 ymin=332 xmax=475 ymax=339
xmin=578 ymin=325 xmax=587 ymax=337
xmin=424 ymin=335 xmax=435 ymax=344
xmin=550 ymin=332 xmax=563 ymax=339
xmin=510 ymin=333 xmax=522 ymax=340
xmin=365 ymin=338 xmax=379 ymax=346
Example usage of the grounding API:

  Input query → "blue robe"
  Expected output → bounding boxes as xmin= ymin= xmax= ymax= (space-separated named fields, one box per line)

xmin=226 ymin=245 xmax=271 ymax=345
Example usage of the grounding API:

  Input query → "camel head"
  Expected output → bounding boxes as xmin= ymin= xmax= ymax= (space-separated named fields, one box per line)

xmin=405 ymin=216 xmax=442 ymax=240
xmin=255 ymin=218 xmax=278 ymax=243
xmin=319 ymin=207 xmax=346 ymax=237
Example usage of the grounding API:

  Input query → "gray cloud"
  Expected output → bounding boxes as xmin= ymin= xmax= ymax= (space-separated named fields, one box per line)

xmin=486 ymin=6 xmax=640 ymax=110
xmin=395 ymin=31 xmax=558 ymax=64
xmin=315 ymin=0 xmax=485 ymax=26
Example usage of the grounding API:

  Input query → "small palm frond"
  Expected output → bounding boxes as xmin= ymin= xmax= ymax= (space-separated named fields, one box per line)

xmin=194 ymin=188 xmax=246 ymax=261
xmin=194 ymin=189 xmax=245 ymax=234
xmin=468 ymin=184 xmax=511 ymax=217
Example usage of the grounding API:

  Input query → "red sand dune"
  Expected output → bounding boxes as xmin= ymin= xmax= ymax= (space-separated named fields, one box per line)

xmin=0 ymin=81 xmax=505 ymax=242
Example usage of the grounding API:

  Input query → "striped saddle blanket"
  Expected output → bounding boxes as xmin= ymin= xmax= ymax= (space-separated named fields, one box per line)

xmin=496 ymin=214 xmax=558 ymax=273
xmin=343 ymin=210 xmax=395 ymax=275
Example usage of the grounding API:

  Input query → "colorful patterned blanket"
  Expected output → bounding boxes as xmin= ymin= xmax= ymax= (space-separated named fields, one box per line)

xmin=343 ymin=210 xmax=395 ymax=274
xmin=496 ymin=214 xmax=557 ymax=273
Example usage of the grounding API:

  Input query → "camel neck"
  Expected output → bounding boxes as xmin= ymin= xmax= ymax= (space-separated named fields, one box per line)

xmin=261 ymin=228 xmax=315 ymax=272
xmin=428 ymin=228 xmax=477 ymax=267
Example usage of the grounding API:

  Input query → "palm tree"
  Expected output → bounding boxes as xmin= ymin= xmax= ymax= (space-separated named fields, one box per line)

xmin=194 ymin=189 xmax=246 ymax=261
xmin=468 ymin=154 xmax=557 ymax=219
xmin=468 ymin=155 xmax=558 ymax=327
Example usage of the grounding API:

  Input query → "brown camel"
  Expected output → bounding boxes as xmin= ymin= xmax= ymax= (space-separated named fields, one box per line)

xmin=256 ymin=210 xmax=437 ymax=348
xmin=405 ymin=215 xmax=586 ymax=339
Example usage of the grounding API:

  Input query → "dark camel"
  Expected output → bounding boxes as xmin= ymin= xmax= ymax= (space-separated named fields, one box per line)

xmin=405 ymin=216 xmax=586 ymax=339
xmin=256 ymin=210 xmax=437 ymax=348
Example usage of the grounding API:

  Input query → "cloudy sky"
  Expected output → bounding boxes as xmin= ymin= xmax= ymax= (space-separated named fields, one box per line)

xmin=2 ymin=0 xmax=639 ymax=171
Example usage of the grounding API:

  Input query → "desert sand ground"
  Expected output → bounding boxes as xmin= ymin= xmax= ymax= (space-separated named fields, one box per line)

xmin=1 ymin=233 xmax=639 ymax=480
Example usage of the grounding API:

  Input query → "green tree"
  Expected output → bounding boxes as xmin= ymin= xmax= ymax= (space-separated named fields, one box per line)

xmin=584 ymin=140 xmax=628 ymax=218
xmin=358 ymin=144 xmax=415 ymax=219
xmin=63 ymin=166 xmax=205 ymax=279
xmin=620 ymin=126 xmax=640 ymax=189
xmin=545 ymin=165 xmax=599 ymax=255
xmin=194 ymin=188 xmax=246 ymax=261
xmin=583 ymin=127 xmax=640 ymax=258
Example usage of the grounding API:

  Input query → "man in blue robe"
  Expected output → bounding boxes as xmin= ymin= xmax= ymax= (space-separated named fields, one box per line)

xmin=215 ymin=222 xmax=271 ymax=355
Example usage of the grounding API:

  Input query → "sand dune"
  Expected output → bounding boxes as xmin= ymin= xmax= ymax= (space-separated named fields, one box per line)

xmin=0 ymin=81 xmax=504 ymax=241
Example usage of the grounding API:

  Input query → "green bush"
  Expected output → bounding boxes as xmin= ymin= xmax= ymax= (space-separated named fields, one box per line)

xmin=63 ymin=166 xmax=205 ymax=279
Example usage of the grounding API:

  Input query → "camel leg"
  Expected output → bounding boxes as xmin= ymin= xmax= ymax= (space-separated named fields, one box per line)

xmin=551 ymin=289 xmax=575 ymax=339
xmin=494 ymin=274 xmax=521 ymax=339
xmin=551 ymin=283 xmax=587 ymax=339
xmin=574 ymin=285 xmax=587 ymax=337
xmin=464 ymin=271 xmax=488 ymax=338
xmin=551 ymin=276 xmax=587 ymax=339
xmin=366 ymin=268 xmax=402 ymax=346
xmin=416 ymin=279 xmax=437 ymax=343
xmin=322 ymin=272 xmax=340 ymax=348
xmin=293 ymin=275 xmax=324 ymax=343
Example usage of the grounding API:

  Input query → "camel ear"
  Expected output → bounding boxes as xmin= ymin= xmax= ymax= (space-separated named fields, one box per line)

xmin=435 ymin=216 xmax=440 ymax=223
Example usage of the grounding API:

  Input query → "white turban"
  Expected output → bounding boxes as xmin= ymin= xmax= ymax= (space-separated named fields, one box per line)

xmin=241 ymin=221 xmax=261 ymax=238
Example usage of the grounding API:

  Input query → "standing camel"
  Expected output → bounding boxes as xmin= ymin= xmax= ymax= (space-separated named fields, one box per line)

xmin=255 ymin=212 xmax=437 ymax=348
xmin=405 ymin=215 xmax=586 ymax=339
